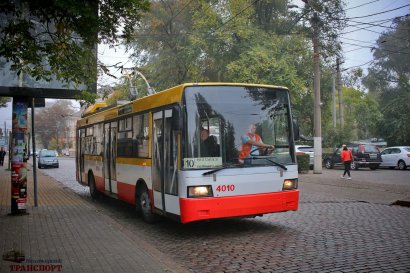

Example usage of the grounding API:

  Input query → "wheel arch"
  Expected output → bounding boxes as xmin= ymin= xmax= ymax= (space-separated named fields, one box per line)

xmin=398 ymin=160 xmax=407 ymax=170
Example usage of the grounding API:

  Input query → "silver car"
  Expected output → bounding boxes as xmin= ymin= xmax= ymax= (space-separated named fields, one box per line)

xmin=38 ymin=149 xmax=59 ymax=169
xmin=295 ymin=145 xmax=314 ymax=168
xmin=380 ymin=146 xmax=410 ymax=170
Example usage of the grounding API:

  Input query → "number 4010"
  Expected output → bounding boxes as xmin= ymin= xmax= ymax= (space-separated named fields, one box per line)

xmin=215 ymin=184 xmax=235 ymax=192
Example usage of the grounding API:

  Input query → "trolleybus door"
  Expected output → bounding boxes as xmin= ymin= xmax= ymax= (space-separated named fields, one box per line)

xmin=152 ymin=110 xmax=179 ymax=215
xmin=103 ymin=121 xmax=118 ymax=194
xmin=77 ymin=129 xmax=85 ymax=183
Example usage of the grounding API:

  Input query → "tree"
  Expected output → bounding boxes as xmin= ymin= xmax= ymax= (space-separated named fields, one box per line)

xmin=34 ymin=100 xmax=75 ymax=150
xmin=0 ymin=97 xmax=11 ymax=107
xmin=362 ymin=16 xmax=410 ymax=145
xmin=123 ymin=0 xmax=348 ymax=142
xmin=0 ymin=0 xmax=150 ymax=89
xmin=342 ymin=87 xmax=382 ymax=140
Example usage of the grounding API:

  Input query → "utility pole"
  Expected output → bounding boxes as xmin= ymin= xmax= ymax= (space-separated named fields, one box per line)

xmin=312 ymin=12 xmax=322 ymax=174
xmin=332 ymin=73 xmax=336 ymax=129
xmin=337 ymin=58 xmax=344 ymax=128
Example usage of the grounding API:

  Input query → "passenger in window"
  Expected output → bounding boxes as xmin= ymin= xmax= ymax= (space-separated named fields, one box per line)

xmin=200 ymin=128 xmax=220 ymax=157
xmin=239 ymin=123 xmax=275 ymax=161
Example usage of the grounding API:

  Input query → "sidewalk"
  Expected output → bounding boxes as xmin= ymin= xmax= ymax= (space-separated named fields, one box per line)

xmin=0 ymin=164 xmax=187 ymax=273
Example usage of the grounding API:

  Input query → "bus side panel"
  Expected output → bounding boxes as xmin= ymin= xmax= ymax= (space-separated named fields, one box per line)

xmin=116 ymin=161 xmax=152 ymax=205
xmin=117 ymin=182 xmax=135 ymax=205
xmin=179 ymin=190 xmax=299 ymax=224
xmin=84 ymin=155 xmax=104 ymax=190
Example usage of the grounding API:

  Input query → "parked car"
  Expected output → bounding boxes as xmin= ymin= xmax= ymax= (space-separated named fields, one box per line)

xmin=324 ymin=143 xmax=382 ymax=170
xmin=380 ymin=146 xmax=410 ymax=170
xmin=295 ymin=145 xmax=314 ymax=168
xmin=38 ymin=149 xmax=59 ymax=169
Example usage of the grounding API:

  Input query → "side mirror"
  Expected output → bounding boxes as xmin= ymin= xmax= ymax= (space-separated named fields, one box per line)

xmin=172 ymin=106 xmax=183 ymax=131
xmin=292 ymin=119 xmax=300 ymax=141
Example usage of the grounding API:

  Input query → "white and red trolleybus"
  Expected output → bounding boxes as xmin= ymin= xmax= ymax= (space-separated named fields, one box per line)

xmin=76 ymin=83 xmax=299 ymax=223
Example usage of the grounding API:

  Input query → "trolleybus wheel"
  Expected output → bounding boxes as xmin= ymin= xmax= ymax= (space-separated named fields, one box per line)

xmin=88 ymin=173 xmax=100 ymax=199
xmin=137 ymin=186 xmax=157 ymax=223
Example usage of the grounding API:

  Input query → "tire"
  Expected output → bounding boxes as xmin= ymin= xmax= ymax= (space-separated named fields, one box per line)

xmin=88 ymin=173 xmax=100 ymax=199
xmin=325 ymin=159 xmax=333 ymax=169
xmin=136 ymin=186 xmax=157 ymax=224
xmin=398 ymin=160 xmax=407 ymax=170
xmin=369 ymin=164 xmax=379 ymax=170
xmin=38 ymin=164 xmax=42 ymax=169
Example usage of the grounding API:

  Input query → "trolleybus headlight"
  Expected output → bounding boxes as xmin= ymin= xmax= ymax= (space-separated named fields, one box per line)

xmin=188 ymin=186 xmax=213 ymax=198
xmin=283 ymin=179 xmax=298 ymax=190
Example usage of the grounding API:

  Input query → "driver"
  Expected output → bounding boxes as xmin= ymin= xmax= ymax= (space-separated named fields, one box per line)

xmin=239 ymin=123 xmax=275 ymax=161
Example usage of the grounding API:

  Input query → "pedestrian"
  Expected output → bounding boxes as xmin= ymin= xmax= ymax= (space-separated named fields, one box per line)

xmin=0 ymin=146 xmax=6 ymax=166
xmin=340 ymin=144 xmax=353 ymax=180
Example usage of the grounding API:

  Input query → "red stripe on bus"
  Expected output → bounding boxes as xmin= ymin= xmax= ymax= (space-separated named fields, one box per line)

xmin=94 ymin=176 xmax=105 ymax=192
xmin=179 ymin=190 xmax=299 ymax=224
xmin=117 ymin=182 xmax=136 ymax=205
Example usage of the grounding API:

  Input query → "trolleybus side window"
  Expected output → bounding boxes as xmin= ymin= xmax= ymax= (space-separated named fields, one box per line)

xmin=94 ymin=123 xmax=103 ymax=156
xmin=85 ymin=126 xmax=94 ymax=155
xmin=133 ymin=113 xmax=150 ymax=158
xmin=118 ymin=117 xmax=133 ymax=157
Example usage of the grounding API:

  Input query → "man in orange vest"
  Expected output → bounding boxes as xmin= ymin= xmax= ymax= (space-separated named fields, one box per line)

xmin=239 ymin=124 xmax=275 ymax=162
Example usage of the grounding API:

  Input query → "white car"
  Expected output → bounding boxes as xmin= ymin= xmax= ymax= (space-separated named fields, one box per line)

xmin=380 ymin=146 xmax=410 ymax=170
xmin=295 ymin=145 xmax=314 ymax=168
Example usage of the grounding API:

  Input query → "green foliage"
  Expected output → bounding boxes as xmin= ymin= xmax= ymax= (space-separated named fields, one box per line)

xmin=378 ymin=89 xmax=410 ymax=146
xmin=362 ymin=16 xmax=410 ymax=145
xmin=323 ymin=126 xmax=353 ymax=148
xmin=126 ymin=0 xmax=318 ymax=137
xmin=296 ymin=154 xmax=310 ymax=173
xmin=301 ymin=0 xmax=346 ymax=64
xmin=35 ymin=100 xmax=75 ymax=149
xmin=74 ymin=91 xmax=99 ymax=108
xmin=0 ymin=0 xmax=150 ymax=86
xmin=0 ymin=97 xmax=11 ymax=107
xmin=342 ymin=87 xmax=382 ymax=139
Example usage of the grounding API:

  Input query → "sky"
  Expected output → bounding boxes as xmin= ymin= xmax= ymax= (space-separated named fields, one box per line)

xmin=340 ymin=0 xmax=409 ymax=72
xmin=1 ymin=0 xmax=409 ymax=132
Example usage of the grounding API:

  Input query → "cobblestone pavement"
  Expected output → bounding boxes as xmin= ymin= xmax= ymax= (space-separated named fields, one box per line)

xmin=6 ymin=158 xmax=410 ymax=273
xmin=0 ymin=162 xmax=188 ymax=273
xmin=54 ymin=159 xmax=410 ymax=272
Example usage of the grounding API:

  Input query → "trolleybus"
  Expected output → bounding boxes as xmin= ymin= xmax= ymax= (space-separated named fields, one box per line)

xmin=76 ymin=83 xmax=299 ymax=223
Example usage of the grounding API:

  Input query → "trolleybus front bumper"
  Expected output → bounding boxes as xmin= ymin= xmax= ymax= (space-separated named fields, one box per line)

xmin=179 ymin=190 xmax=299 ymax=224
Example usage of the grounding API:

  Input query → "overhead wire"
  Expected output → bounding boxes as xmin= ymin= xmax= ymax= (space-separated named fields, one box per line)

xmin=345 ymin=0 xmax=381 ymax=11
xmin=339 ymin=4 xmax=410 ymax=20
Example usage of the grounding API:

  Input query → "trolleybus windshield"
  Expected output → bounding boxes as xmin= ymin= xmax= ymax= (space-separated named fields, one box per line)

xmin=183 ymin=85 xmax=295 ymax=170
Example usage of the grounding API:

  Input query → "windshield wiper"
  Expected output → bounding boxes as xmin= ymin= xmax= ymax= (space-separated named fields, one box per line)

xmin=202 ymin=164 xmax=241 ymax=176
xmin=249 ymin=156 xmax=287 ymax=171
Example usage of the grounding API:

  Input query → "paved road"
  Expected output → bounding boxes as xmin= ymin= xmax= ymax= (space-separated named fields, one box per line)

xmin=35 ymin=157 xmax=410 ymax=273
